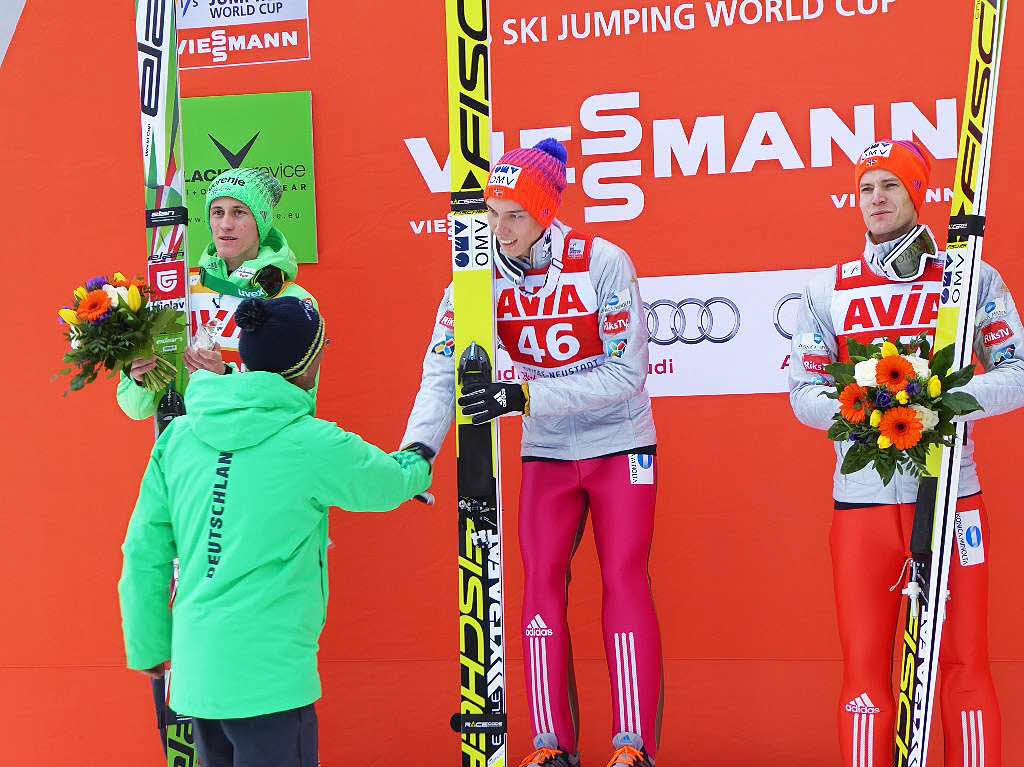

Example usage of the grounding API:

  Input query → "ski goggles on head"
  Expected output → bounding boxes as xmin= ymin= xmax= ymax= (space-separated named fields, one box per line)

xmin=878 ymin=224 xmax=939 ymax=282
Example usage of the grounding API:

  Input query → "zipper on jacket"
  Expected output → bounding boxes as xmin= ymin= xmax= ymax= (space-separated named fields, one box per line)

xmin=318 ymin=548 xmax=327 ymax=627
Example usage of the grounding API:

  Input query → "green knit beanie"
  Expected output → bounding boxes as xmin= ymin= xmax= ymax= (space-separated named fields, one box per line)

xmin=205 ymin=168 xmax=284 ymax=244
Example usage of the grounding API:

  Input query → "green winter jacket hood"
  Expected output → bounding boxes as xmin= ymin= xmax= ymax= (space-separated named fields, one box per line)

xmin=199 ymin=226 xmax=299 ymax=286
xmin=118 ymin=371 xmax=431 ymax=719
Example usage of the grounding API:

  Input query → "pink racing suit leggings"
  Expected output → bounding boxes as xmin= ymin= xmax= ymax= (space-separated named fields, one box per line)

xmin=519 ymin=453 xmax=663 ymax=757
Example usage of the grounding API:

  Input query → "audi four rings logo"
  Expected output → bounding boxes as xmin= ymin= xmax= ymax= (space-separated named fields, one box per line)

xmin=773 ymin=293 xmax=802 ymax=340
xmin=643 ymin=298 xmax=741 ymax=345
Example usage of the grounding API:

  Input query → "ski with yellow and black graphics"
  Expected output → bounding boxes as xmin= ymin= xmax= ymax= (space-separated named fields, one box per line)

xmin=893 ymin=2 xmax=1009 ymax=765
xmin=135 ymin=1 xmax=195 ymax=765
xmin=443 ymin=1 xmax=508 ymax=766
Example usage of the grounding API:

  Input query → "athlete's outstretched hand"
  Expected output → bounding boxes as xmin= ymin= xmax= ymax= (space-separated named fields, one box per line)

xmin=458 ymin=382 xmax=527 ymax=424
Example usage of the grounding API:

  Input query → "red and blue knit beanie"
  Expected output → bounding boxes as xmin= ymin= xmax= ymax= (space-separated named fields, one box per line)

xmin=485 ymin=138 xmax=567 ymax=227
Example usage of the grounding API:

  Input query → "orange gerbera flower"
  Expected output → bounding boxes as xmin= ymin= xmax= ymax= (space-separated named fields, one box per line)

xmin=838 ymin=383 xmax=870 ymax=423
xmin=76 ymin=289 xmax=112 ymax=322
xmin=876 ymin=355 xmax=916 ymax=392
xmin=878 ymin=406 xmax=924 ymax=450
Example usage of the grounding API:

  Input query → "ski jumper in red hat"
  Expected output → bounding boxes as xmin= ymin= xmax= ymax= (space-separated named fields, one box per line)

xmin=402 ymin=139 xmax=663 ymax=767
xmin=788 ymin=138 xmax=1024 ymax=766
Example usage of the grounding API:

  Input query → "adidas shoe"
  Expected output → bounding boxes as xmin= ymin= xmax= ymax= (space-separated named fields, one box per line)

xmin=605 ymin=733 xmax=653 ymax=767
xmin=518 ymin=734 xmax=580 ymax=767
xmin=518 ymin=748 xmax=577 ymax=767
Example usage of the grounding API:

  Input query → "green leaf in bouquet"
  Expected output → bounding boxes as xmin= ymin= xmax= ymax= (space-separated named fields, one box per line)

xmin=914 ymin=335 xmax=931 ymax=360
xmin=819 ymin=389 xmax=840 ymax=400
xmin=840 ymin=442 xmax=874 ymax=475
xmin=874 ymin=455 xmax=898 ymax=486
xmin=825 ymin=362 xmax=854 ymax=379
xmin=827 ymin=420 xmax=852 ymax=441
xmin=929 ymin=343 xmax=955 ymax=377
xmin=150 ymin=309 xmax=184 ymax=337
xmin=846 ymin=339 xmax=876 ymax=360
xmin=941 ymin=391 xmax=983 ymax=416
xmin=944 ymin=363 xmax=977 ymax=390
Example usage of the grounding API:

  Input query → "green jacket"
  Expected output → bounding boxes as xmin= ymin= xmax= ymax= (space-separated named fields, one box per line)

xmin=118 ymin=370 xmax=430 ymax=718
xmin=116 ymin=228 xmax=316 ymax=420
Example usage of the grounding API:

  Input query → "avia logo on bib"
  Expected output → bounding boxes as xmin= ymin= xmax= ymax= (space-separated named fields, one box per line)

xmin=839 ymin=287 xmax=940 ymax=332
xmin=496 ymin=283 xmax=588 ymax=319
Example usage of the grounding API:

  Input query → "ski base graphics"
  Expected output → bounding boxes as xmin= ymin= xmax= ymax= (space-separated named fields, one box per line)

xmin=136 ymin=1 xmax=194 ymax=763
xmin=894 ymin=2 xmax=1008 ymax=765
xmin=445 ymin=1 xmax=508 ymax=765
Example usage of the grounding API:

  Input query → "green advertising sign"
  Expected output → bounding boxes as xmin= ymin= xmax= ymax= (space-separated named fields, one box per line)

xmin=182 ymin=91 xmax=317 ymax=265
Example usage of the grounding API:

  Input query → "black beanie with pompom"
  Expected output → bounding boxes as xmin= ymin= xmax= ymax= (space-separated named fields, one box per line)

xmin=236 ymin=296 xmax=325 ymax=379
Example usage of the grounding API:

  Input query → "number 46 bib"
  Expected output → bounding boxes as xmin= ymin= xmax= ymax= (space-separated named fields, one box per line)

xmin=494 ymin=231 xmax=605 ymax=380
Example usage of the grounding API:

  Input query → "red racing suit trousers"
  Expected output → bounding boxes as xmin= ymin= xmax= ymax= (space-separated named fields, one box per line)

xmin=830 ymin=495 xmax=1001 ymax=767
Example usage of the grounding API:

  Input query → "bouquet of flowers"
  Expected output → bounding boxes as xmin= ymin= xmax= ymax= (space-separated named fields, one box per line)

xmin=822 ymin=337 xmax=982 ymax=484
xmin=57 ymin=273 xmax=183 ymax=393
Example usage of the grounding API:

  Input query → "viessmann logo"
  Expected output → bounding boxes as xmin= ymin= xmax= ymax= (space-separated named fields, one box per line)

xmin=406 ymin=94 xmax=960 ymax=224
xmin=178 ymin=24 xmax=305 ymax=65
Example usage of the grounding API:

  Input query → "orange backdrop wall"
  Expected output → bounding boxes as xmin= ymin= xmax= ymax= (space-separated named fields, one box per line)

xmin=2 ymin=1 xmax=1023 ymax=765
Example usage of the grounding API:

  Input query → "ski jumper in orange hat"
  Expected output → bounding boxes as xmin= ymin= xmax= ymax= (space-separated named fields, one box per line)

xmin=788 ymin=138 xmax=1024 ymax=765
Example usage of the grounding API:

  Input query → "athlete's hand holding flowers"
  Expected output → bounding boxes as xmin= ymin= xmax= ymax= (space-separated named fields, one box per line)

xmin=56 ymin=273 xmax=183 ymax=393
xmin=822 ymin=337 xmax=981 ymax=484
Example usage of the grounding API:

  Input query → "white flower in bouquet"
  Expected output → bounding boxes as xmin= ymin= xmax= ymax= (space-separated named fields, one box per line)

xmin=911 ymin=403 xmax=939 ymax=431
xmin=102 ymin=283 xmax=133 ymax=307
xmin=854 ymin=358 xmax=879 ymax=387
xmin=907 ymin=354 xmax=930 ymax=382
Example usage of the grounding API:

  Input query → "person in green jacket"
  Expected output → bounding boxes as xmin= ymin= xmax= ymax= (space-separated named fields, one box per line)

xmin=117 ymin=167 xmax=319 ymax=420
xmin=118 ymin=296 xmax=432 ymax=767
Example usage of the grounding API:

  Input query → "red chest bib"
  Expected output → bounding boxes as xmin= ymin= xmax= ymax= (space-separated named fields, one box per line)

xmin=494 ymin=231 xmax=605 ymax=378
xmin=830 ymin=256 xmax=943 ymax=362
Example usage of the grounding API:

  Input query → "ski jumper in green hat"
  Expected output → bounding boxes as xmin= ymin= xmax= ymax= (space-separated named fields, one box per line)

xmin=116 ymin=168 xmax=319 ymax=419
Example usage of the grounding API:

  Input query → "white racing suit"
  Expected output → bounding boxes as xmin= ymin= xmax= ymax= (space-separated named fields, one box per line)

xmin=401 ymin=219 xmax=663 ymax=757
xmin=400 ymin=219 xmax=656 ymax=458
xmin=788 ymin=234 xmax=1024 ymax=766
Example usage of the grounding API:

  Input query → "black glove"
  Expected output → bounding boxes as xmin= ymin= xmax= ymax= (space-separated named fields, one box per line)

xmin=401 ymin=442 xmax=436 ymax=462
xmin=458 ymin=383 xmax=527 ymax=424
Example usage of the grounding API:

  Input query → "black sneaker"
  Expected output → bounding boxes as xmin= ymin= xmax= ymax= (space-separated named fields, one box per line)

xmin=518 ymin=734 xmax=580 ymax=766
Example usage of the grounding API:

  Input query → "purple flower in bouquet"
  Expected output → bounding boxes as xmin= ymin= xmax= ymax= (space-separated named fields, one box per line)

xmin=906 ymin=381 xmax=921 ymax=397
xmin=875 ymin=390 xmax=893 ymax=408
xmin=85 ymin=276 xmax=109 ymax=291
